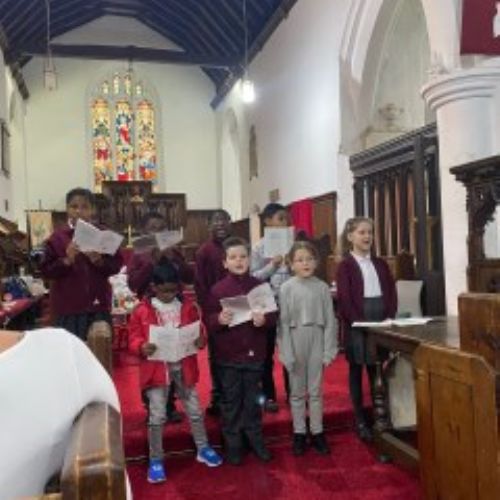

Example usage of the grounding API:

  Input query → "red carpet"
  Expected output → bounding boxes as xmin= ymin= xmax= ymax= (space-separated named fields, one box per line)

xmin=113 ymin=348 xmax=421 ymax=499
xmin=114 ymin=349 xmax=357 ymax=458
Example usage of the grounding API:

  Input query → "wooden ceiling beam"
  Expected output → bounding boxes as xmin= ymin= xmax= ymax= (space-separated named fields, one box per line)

xmin=147 ymin=0 xmax=214 ymax=55
xmin=5 ymin=43 xmax=239 ymax=68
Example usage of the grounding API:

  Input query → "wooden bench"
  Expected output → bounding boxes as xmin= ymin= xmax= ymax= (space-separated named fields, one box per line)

xmin=415 ymin=343 xmax=500 ymax=499
xmin=459 ymin=292 xmax=500 ymax=372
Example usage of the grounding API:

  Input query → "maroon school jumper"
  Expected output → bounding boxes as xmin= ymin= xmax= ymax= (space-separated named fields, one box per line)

xmin=194 ymin=239 xmax=226 ymax=308
xmin=206 ymin=273 xmax=276 ymax=365
xmin=40 ymin=224 xmax=123 ymax=317
xmin=335 ymin=253 xmax=397 ymax=326
xmin=127 ymin=247 xmax=191 ymax=299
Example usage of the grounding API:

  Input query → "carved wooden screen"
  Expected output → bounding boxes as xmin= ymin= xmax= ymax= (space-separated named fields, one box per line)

xmin=350 ymin=124 xmax=445 ymax=314
xmin=451 ymin=156 xmax=500 ymax=292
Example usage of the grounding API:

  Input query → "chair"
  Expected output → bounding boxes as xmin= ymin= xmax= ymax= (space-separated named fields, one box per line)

xmin=415 ymin=343 xmax=500 ymax=500
xmin=396 ymin=280 xmax=423 ymax=317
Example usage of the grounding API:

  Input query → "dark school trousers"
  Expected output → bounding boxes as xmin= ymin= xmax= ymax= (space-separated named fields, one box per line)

xmin=216 ymin=362 xmax=265 ymax=451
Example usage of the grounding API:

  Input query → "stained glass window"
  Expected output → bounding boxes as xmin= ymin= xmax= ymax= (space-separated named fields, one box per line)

xmin=90 ymin=70 xmax=159 ymax=190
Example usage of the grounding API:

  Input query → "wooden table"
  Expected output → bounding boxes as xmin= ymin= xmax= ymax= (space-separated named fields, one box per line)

xmin=365 ymin=317 xmax=459 ymax=469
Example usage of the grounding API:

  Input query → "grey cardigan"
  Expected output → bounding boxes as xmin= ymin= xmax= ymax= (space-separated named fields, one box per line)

xmin=278 ymin=276 xmax=338 ymax=369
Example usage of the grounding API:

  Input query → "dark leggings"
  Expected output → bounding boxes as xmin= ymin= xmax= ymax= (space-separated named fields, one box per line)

xmin=349 ymin=363 xmax=376 ymax=423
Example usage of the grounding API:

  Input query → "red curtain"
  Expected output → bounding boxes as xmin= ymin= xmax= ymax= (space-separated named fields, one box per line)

xmin=289 ymin=198 xmax=314 ymax=237
xmin=461 ymin=0 xmax=500 ymax=55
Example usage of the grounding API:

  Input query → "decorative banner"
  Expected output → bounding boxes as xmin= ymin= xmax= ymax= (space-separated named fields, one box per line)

xmin=461 ymin=0 xmax=500 ymax=54
xmin=27 ymin=211 xmax=53 ymax=248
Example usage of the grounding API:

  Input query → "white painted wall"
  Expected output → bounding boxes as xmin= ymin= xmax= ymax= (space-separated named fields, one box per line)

xmin=0 ymin=53 xmax=11 ymax=219
xmin=0 ymin=55 xmax=27 ymax=227
xmin=22 ymin=16 xmax=218 ymax=212
xmin=216 ymin=0 xmax=351 ymax=217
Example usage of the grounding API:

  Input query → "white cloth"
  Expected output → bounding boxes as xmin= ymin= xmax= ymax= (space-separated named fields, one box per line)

xmin=0 ymin=328 xmax=121 ymax=500
xmin=351 ymin=252 xmax=382 ymax=298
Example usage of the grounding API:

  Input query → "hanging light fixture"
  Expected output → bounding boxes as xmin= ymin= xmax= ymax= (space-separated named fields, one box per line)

xmin=241 ymin=0 xmax=255 ymax=103
xmin=44 ymin=0 xmax=57 ymax=91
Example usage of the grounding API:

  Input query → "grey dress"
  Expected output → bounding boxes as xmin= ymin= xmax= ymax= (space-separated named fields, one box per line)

xmin=278 ymin=276 xmax=338 ymax=434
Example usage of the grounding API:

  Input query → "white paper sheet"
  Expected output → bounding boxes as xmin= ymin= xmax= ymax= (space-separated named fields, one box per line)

xmin=73 ymin=219 xmax=123 ymax=255
xmin=148 ymin=321 xmax=200 ymax=363
xmin=263 ymin=227 xmax=294 ymax=258
xmin=220 ymin=283 xmax=277 ymax=327
xmin=351 ymin=319 xmax=394 ymax=328
xmin=352 ymin=317 xmax=433 ymax=328
xmin=132 ymin=228 xmax=184 ymax=253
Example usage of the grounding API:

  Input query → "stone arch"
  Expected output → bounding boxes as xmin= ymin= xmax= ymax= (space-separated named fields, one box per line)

xmin=339 ymin=0 xmax=460 ymax=154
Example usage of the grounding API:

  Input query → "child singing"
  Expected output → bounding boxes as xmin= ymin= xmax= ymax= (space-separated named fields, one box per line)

xmin=250 ymin=202 xmax=291 ymax=412
xmin=206 ymin=237 xmax=276 ymax=465
xmin=128 ymin=260 xmax=222 ymax=483
xmin=40 ymin=188 xmax=122 ymax=340
xmin=336 ymin=217 xmax=397 ymax=442
xmin=278 ymin=241 xmax=338 ymax=456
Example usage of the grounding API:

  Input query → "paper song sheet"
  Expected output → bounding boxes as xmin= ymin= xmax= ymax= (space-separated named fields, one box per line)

xmin=148 ymin=321 xmax=200 ymax=363
xmin=352 ymin=317 xmax=433 ymax=328
xmin=263 ymin=227 xmax=294 ymax=258
xmin=132 ymin=228 xmax=184 ymax=253
xmin=73 ymin=219 xmax=123 ymax=255
xmin=220 ymin=283 xmax=278 ymax=327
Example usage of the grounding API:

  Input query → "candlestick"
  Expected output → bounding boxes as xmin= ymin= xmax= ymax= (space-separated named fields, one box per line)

xmin=127 ymin=224 xmax=132 ymax=247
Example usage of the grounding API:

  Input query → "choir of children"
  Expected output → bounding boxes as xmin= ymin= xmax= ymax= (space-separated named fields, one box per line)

xmin=41 ymin=188 xmax=395 ymax=482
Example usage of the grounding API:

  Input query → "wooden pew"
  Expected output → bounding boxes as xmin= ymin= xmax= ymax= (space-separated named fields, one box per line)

xmin=87 ymin=320 xmax=113 ymax=375
xmin=458 ymin=292 xmax=500 ymax=371
xmin=415 ymin=343 xmax=500 ymax=499
xmin=27 ymin=323 xmax=125 ymax=499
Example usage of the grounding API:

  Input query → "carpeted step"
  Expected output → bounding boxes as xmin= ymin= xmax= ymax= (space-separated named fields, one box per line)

xmin=113 ymin=350 xmax=367 ymax=459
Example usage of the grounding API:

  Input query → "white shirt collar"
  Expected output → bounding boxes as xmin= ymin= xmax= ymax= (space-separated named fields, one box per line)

xmin=351 ymin=251 xmax=372 ymax=263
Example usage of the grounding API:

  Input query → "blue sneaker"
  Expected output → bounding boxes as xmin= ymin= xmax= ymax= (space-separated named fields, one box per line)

xmin=196 ymin=445 xmax=223 ymax=467
xmin=147 ymin=459 xmax=167 ymax=483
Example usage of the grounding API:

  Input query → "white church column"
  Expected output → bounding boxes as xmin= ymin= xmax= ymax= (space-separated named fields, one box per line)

xmin=422 ymin=67 xmax=500 ymax=314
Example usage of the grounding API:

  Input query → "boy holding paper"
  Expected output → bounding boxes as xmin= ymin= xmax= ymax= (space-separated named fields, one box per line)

xmin=128 ymin=211 xmax=192 ymax=299
xmin=206 ymin=237 xmax=277 ymax=466
xmin=128 ymin=260 xmax=222 ymax=483
xmin=250 ymin=203 xmax=292 ymax=412
xmin=40 ymin=188 xmax=123 ymax=340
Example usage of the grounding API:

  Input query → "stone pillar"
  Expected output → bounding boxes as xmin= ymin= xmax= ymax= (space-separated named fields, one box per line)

xmin=422 ymin=67 xmax=500 ymax=314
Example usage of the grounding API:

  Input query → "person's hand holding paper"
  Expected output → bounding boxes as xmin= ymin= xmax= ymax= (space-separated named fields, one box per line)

xmin=219 ymin=283 xmax=277 ymax=327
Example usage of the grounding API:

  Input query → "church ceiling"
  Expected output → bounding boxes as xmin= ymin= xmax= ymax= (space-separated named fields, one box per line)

xmin=0 ymin=0 xmax=297 ymax=105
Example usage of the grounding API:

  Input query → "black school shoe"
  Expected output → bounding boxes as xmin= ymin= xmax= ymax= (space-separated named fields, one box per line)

xmin=250 ymin=441 xmax=273 ymax=462
xmin=311 ymin=433 xmax=330 ymax=455
xmin=292 ymin=433 xmax=307 ymax=456
xmin=226 ymin=447 xmax=243 ymax=466
xmin=355 ymin=421 xmax=374 ymax=442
